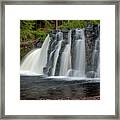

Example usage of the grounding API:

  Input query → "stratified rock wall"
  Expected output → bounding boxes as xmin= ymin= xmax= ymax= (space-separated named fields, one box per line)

xmin=43 ymin=25 xmax=100 ymax=78
xmin=85 ymin=25 xmax=100 ymax=77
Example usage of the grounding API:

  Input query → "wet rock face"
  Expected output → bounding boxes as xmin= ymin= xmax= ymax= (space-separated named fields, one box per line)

xmin=71 ymin=29 xmax=77 ymax=69
xmin=43 ymin=25 xmax=100 ymax=78
xmin=43 ymin=33 xmax=57 ymax=75
xmin=85 ymin=25 xmax=100 ymax=74
xmin=55 ymin=40 xmax=67 ymax=76
xmin=43 ymin=30 xmax=69 ymax=76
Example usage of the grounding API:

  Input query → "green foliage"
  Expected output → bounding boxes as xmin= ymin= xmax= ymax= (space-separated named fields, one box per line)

xmin=20 ymin=20 xmax=100 ymax=42
xmin=44 ymin=20 xmax=53 ymax=29
xmin=32 ymin=29 xmax=48 ymax=42
xmin=89 ymin=20 xmax=100 ymax=25
xmin=20 ymin=20 xmax=35 ymax=30
xmin=20 ymin=20 xmax=52 ymax=42
xmin=59 ymin=20 xmax=85 ymax=29
xmin=20 ymin=20 xmax=52 ymax=60
xmin=20 ymin=43 xmax=34 ymax=60
xmin=20 ymin=20 xmax=100 ymax=60
xmin=20 ymin=20 xmax=36 ymax=42
xmin=59 ymin=20 xmax=100 ymax=29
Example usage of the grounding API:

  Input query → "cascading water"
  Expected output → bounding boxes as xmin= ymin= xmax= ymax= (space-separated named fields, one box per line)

xmin=20 ymin=48 xmax=42 ymax=75
xmin=59 ymin=30 xmax=72 ymax=76
xmin=73 ymin=29 xmax=85 ymax=77
xmin=20 ymin=35 xmax=50 ymax=75
xmin=51 ymin=40 xmax=62 ymax=76
xmin=59 ymin=44 xmax=71 ymax=76
xmin=20 ymin=24 xmax=100 ymax=80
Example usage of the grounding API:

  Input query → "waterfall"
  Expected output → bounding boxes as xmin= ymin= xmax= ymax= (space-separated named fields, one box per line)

xmin=73 ymin=29 xmax=85 ymax=77
xmin=21 ymin=49 xmax=41 ymax=71
xmin=51 ymin=40 xmax=62 ymax=76
xmin=59 ymin=44 xmax=71 ymax=76
xmin=20 ymin=35 xmax=50 ymax=75
xmin=59 ymin=30 xmax=72 ymax=76
xmin=33 ymin=35 xmax=50 ymax=74
xmin=20 ymin=25 xmax=100 ymax=79
xmin=97 ymin=58 xmax=100 ymax=77
xmin=91 ymin=37 xmax=100 ymax=77
xmin=20 ymin=48 xmax=41 ymax=75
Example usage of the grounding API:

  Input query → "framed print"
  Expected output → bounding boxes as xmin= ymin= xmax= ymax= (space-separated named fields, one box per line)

xmin=0 ymin=0 xmax=119 ymax=119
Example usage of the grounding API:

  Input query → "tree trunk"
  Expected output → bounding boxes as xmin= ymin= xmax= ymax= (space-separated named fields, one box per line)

xmin=55 ymin=20 xmax=58 ymax=30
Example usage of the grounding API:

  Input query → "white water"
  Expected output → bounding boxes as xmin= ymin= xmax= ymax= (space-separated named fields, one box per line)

xmin=20 ymin=48 xmax=41 ymax=72
xmin=59 ymin=44 xmax=71 ymax=76
xmin=92 ymin=37 xmax=100 ymax=77
xmin=20 ymin=30 xmax=86 ymax=77
xmin=74 ymin=29 xmax=85 ymax=77
xmin=47 ymin=76 xmax=100 ymax=81
xmin=51 ymin=40 xmax=62 ymax=75
xmin=21 ymin=35 xmax=50 ymax=75
xmin=96 ymin=56 xmax=100 ymax=77
xmin=59 ymin=30 xmax=72 ymax=76
xmin=20 ymin=28 xmax=100 ymax=79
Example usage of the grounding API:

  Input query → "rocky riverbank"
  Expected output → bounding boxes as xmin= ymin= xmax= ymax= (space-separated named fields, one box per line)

xmin=20 ymin=76 xmax=100 ymax=100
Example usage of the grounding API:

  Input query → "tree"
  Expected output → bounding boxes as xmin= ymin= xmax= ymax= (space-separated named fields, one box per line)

xmin=20 ymin=20 xmax=100 ymax=60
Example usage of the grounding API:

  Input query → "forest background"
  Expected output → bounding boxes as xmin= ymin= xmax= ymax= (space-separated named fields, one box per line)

xmin=20 ymin=20 xmax=100 ymax=60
